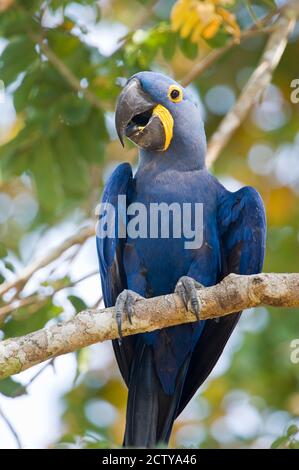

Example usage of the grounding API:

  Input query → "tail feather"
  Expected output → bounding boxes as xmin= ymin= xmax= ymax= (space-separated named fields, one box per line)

xmin=124 ymin=339 xmax=190 ymax=448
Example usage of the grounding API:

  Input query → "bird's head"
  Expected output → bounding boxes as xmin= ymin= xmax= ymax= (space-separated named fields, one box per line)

xmin=115 ymin=71 xmax=206 ymax=168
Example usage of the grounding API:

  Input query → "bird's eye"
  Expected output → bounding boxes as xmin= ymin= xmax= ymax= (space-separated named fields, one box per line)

xmin=170 ymin=89 xmax=180 ymax=99
xmin=168 ymin=85 xmax=183 ymax=103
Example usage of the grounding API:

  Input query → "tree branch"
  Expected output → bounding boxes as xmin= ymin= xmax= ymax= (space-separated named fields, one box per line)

xmin=1 ymin=273 xmax=298 ymax=380
xmin=181 ymin=24 xmax=277 ymax=87
xmin=205 ymin=6 xmax=297 ymax=167
xmin=30 ymin=34 xmax=103 ymax=111
xmin=0 ymin=224 xmax=94 ymax=298
xmin=0 ymin=270 xmax=98 ymax=321
xmin=180 ymin=1 xmax=296 ymax=86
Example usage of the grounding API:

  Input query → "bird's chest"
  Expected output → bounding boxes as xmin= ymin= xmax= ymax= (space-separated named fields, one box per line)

xmin=124 ymin=172 xmax=220 ymax=295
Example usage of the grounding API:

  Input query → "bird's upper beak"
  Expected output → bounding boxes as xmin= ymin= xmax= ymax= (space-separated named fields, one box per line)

xmin=115 ymin=78 xmax=173 ymax=151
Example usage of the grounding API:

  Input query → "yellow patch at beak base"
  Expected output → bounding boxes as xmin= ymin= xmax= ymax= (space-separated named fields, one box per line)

xmin=152 ymin=104 xmax=174 ymax=151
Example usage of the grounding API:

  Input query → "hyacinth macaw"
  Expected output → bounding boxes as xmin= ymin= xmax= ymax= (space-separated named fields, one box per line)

xmin=96 ymin=72 xmax=266 ymax=447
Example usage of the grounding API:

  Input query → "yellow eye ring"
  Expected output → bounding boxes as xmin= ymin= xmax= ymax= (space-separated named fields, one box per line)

xmin=168 ymin=85 xmax=183 ymax=103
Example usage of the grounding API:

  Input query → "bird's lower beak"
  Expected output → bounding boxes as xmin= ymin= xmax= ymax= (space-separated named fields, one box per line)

xmin=115 ymin=78 xmax=172 ymax=151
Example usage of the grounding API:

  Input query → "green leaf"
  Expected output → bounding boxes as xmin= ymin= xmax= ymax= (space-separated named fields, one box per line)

xmin=47 ymin=30 xmax=81 ymax=58
xmin=206 ymin=29 xmax=230 ymax=49
xmin=0 ymin=243 xmax=8 ymax=258
xmin=68 ymin=295 xmax=88 ymax=313
xmin=287 ymin=425 xmax=298 ymax=437
xmin=260 ymin=0 xmax=276 ymax=9
xmin=14 ymin=67 xmax=39 ymax=113
xmin=30 ymin=139 xmax=64 ymax=214
xmin=0 ymin=377 xmax=27 ymax=398
xmin=0 ymin=8 xmax=35 ymax=37
xmin=271 ymin=436 xmax=289 ymax=449
xmin=69 ymin=125 xmax=102 ymax=165
xmin=162 ymin=33 xmax=177 ymax=61
xmin=69 ymin=109 xmax=107 ymax=164
xmin=52 ymin=127 xmax=90 ymax=198
xmin=4 ymin=260 xmax=15 ymax=272
xmin=75 ymin=347 xmax=90 ymax=378
xmin=28 ymin=64 xmax=69 ymax=110
xmin=0 ymin=127 xmax=37 ymax=179
xmin=0 ymin=36 xmax=37 ymax=85
xmin=3 ymin=300 xmax=63 ymax=338
xmin=290 ymin=441 xmax=299 ymax=449
xmin=57 ymin=93 xmax=91 ymax=126
xmin=179 ymin=37 xmax=198 ymax=60
xmin=18 ymin=0 xmax=43 ymax=12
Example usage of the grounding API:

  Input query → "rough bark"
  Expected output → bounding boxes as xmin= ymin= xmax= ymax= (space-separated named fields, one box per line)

xmin=206 ymin=4 xmax=298 ymax=167
xmin=1 ymin=273 xmax=299 ymax=380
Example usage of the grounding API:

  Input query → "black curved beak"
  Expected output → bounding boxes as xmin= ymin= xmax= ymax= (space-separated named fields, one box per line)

xmin=115 ymin=78 xmax=155 ymax=146
xmin=115 ymin=78 xmax=165 ymax=151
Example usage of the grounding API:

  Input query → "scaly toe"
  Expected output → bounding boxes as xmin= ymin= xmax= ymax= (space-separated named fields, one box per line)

xmin=114 ymin=290 xmax=144 ymax=343
xmin=175 ymin=280 xmax=188 ymax=309
xmin=115 ymin=290 xmax=128 ymax=343
xmin=175 ymin=276 xmax=202 ymax=321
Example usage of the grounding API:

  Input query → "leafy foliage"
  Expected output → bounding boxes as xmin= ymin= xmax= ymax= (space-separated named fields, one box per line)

xmin=171 ymin=0 xmax=240 ymax=44
xmin=271 ymin=425 xmax=299 ymax=449
xmin=0 ymin=377 xmax=27 ymax=398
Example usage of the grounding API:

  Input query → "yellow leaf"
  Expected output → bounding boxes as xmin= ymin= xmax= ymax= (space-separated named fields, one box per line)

xmin=217 ymin=6 xmax=241 ymax=38
xmin=171 ymin=0 xmax=240 ymax=44
xmin=171 ymin=0 xmax=190 ymax=32
xmin=180 ymin=10 xmax=201 ymax=38
xmin=190 ymin=21 xmax=205 ymax=43
xmin=62 ymin=20 xmax=75 ymax=32
xmin=202 ymin=16 xmax=222 ymax=39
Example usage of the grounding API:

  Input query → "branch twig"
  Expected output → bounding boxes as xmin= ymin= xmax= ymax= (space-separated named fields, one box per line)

xmin=0 ymin=270 xmax=98 ymax=321
xmin=0 ymin=224 xmax=94 ymax=298
xmin=0 ymin=406 xmax=22 ymax=449
xmin=1 ymin=273 xmax=298 ymax=380
xmin=180 ymin=2 xmax=290 ymax=86
xmin=31 ymin=34 xmax=103 ymax=111
xmin=181 ymin=25 xmax=275 ymax=87
xmin=9 ymin=359 xmax=55 ymax=399
xmin=205 ymin=7 xmax=297 ymax=167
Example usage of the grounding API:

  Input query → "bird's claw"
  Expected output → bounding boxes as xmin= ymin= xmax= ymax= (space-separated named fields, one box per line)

xmin=115 ymin=289 xmax=144 ymax=344
xmin=175 ymin=276 xmax=203 ymax=321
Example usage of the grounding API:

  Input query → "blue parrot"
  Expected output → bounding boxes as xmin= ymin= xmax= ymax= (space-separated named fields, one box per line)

xmin=96 ymin=72 xmax=266 ymax=447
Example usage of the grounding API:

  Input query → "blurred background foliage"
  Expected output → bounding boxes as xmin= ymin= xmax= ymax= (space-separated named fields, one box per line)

xmin=0 ymin=0 xmax=299 ymax=449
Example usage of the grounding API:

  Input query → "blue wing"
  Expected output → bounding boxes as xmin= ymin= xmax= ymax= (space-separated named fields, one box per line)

xmin=176 ymin=186 xmax=266 ymax=416
xmin=96 ymin=162 xmax=136 ymax=384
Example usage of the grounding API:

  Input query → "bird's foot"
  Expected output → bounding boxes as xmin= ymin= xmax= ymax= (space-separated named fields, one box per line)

xmin=115 ymin=289 xmax=144 ymax=344
xmin=175 ymin=276 xmax=203 ymax=321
